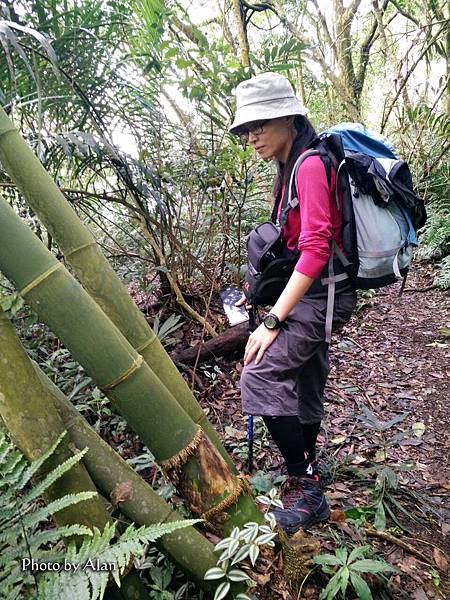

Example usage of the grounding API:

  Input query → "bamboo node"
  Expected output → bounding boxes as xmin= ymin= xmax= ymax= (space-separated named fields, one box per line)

xmin=200 ymin=476 xmax=247 ymax=522
xmin=159 ymin=425 xmax=203 ymax=472
xmin=100 ymin=354 xmax=144 ymax=392
xmin=135 ymin=334 xmax=157 ymax=353
xmin=0 ymin=122 xmax=16 ymax=137
xmin=20 ymin=263 xmax=64 ymax=297
xmin=65 ymin=241 xmax=97 ymax=259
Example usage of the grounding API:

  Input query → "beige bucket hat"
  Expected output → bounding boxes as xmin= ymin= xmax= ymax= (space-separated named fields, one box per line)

xmin=229 ymin=72 xmax=308 ymax=134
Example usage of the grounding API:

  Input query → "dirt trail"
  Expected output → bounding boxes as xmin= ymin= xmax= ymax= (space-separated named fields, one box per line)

xmin=195 ymin=261 xmax=449 ymax=598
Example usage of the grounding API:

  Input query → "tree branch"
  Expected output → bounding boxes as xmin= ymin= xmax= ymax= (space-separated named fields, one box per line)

xmin=381 ymin=23 xmax=448 ymax=131
xmin=388 ymin=0 xmax=421 ymax=26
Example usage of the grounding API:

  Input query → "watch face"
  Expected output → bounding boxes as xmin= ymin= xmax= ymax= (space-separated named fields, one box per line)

xmin=264 ymin=315 xmax=278 ymax=329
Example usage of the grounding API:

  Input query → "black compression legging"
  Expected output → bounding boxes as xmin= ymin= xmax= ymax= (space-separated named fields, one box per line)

xmin=262 ymin=416 xmax=320 ymax=476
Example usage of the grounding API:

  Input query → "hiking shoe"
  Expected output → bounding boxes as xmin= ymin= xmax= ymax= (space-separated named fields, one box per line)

xmin=273 ymin=476 xmax=330 ymax=534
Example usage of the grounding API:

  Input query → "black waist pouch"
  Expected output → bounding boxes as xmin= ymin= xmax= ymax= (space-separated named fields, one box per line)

xmin=244 ymin=221 xmax=352 ymax=306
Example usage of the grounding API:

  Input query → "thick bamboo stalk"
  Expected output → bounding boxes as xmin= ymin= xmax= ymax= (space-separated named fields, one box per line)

xmin=0 ymin=107 xmax=232 ymax=470
xmin=0 ymin=308 xmax=110 ymax=530
xmin=0 ymin=308 xmax=149 ymax=600
xmin=0 ymin=197 xmax=262 ymax=533
xmin=38 ymin=368 xmax=222 ymax=590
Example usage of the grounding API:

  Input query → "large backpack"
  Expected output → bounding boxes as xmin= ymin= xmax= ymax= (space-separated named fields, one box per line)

xmin=243 ymin=123 xmax=426 ymax=337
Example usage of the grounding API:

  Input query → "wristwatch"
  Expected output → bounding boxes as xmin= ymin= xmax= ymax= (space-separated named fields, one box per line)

xmin=263 ymin=313 xmax=283 ymax=330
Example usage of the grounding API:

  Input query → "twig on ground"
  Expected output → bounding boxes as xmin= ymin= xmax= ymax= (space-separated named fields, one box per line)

xmin=363 ymin=528 xmax=432 ymax=565
xmin=402 ymin=285 xmax=437 ymax=293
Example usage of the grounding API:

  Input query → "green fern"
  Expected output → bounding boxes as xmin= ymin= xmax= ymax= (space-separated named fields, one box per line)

xmin=434 ymin=255 xmax=450 ymax=289
xmin=37 ymin=520 xmax=201 ymax=600
xmin=0 ymin=429 xmax=201 ymax=600
xmin=0 ymin=430 xmax=94 ymax=600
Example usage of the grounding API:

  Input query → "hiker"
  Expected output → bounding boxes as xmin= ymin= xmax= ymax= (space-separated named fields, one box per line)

xmin=229 ymin=72 xmax=357 ymax=534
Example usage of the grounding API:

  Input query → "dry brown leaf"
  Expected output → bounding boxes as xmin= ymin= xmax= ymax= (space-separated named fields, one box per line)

xmin=432 ymin=547 xmax=449 ymax=572
xmin=111 ymin=480 xmax=134 ymax=505
xmin=330 ymin=508 xmax=346 ymax=522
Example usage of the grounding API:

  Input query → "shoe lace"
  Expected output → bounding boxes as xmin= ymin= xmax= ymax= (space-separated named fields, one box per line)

xmin=281 ymin=476 xmax=305 ymax=510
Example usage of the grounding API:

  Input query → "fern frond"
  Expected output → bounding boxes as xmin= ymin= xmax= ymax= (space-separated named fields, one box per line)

xmin=21 ymin=491 xmax=97 ymax=531
xmin=22 ymin=446 xmax=88 ymax=506
xmin=18 ymin=430 xmax=68 ymax=485
xmin=38 ymin=520 xmax=201 ymax=600
xmin=0 ymin=525 xmax=92 ymax=563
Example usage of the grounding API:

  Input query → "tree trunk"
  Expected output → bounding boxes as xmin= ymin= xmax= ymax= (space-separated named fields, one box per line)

xmin=38 ymin=367 xmax=235 ymax=592
xmin=0 ymin=196 xmax=262 ymax=534
xmin=171 ymin=322 xmax=249 ymax=365
xmin=0 ymin=106 xmax=232 ymax=471
xmin=230 ymin=0 xmax=251 ymax=67
xmin=0 ymin=308 xmax=148 ymax=600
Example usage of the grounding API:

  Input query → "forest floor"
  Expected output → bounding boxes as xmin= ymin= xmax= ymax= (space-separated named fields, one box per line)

xmin=166 ymin=260 xmax=449 ymax=600
xmin=99 ymin=260 xmax=449 ymax=599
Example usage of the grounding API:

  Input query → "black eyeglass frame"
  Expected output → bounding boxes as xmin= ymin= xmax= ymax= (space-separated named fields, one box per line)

xmin=236 ymin=119 xmax=270 ymax=143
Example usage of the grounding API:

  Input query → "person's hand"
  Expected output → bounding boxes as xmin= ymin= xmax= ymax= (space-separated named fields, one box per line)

xmin=244 ymin=322 xmax=280 ymax=366
xmin=235 ymin=294 xmax=252 ymax=311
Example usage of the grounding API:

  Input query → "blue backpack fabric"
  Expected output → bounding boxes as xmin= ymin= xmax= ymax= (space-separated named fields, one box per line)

xmin=318 ymin=123 xmax=426 ymax=290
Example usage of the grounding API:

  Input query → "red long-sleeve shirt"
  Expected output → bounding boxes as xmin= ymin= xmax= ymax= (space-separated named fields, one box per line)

xmin=278 ymin=154 xmax=344 ymax=279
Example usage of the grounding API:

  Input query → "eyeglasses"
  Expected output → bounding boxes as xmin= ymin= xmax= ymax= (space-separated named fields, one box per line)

xmin=238 ymin=120 xmax=269 ymax=143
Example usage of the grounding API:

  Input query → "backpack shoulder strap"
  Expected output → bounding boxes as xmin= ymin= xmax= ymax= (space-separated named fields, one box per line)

xmin=278 ymin=149 xmax=320 ymax=227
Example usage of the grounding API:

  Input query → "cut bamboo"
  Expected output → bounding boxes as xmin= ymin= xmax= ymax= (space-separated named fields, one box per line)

xmin=0 ymin=196 xmax=262 ymax=533
xmin=0 ymin=107 xmax=233 ymax=470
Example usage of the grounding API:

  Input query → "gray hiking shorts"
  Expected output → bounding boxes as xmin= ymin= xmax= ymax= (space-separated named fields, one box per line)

xmin=240 ymin=291 xmax=357 ymax=422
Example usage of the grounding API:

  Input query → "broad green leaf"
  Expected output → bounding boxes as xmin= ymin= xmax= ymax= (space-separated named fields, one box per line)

xmin=255 ymin=532 xmax=277 ymax=545
xmin=374 ymin=501 xmax=386 ymax=531
xmin=351 ymin=559 xmax=396 ymax=573
xmin=348 ymin=545 xmax=371 ymax=563
xmin=231 ymin=544 xmax=251 ymax=565
xmin=214 ymin=581 xmax=230 ymax=600
xmin=319 ymin=570 xmax=343 ymax=600
xmin=227 ymin=569 xmax=250 ymax=582
xmin=249 ymin=543 xmax=260 ymax=566
xmin=350 ymin=571 xmax=373 ymax=600
xmin=336 ymin=546 xmax=348 ymax=563
xmin=204 ymin=567 xmax=226 ymax=580
xmin=314 ymin=553 xmax=343 ymax=566
xmin=340 ymin=566 xmax=350 ymax=595
xmin=214 ymin=537 xmax=233 ymax=552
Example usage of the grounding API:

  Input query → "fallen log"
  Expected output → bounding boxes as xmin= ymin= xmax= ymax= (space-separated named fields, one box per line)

xmin=171 ymin=322 xmax=249 ymax=365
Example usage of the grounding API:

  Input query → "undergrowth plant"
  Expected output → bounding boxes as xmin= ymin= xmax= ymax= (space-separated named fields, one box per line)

xmin=0 ymin=429 xmax=199 ymax=600
xmin=314 ymin=544 xmax=397 ymax=600
xmin=204 ymin=488 xmax=281 ymax=600
xmin=346 ymin=404 xmax=418 ymax=530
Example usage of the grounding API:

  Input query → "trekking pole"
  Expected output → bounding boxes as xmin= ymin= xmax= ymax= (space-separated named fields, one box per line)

xmin=247 ymin=415 xmax=254 ymax=473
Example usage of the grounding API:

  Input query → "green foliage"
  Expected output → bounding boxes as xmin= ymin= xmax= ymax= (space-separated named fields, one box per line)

xmin=205 ymin=496 xmax=280 ymax=600
xmin=0 ymin=430 xmax=95 ymax=599
xmin=434 ymin=255 xmax=450 ymax=289
xmin=417 ymin=197 xmax=450 ymax=265
xmin=314 ymin=544 xmax=397 ymax=600
xmin=37 ymin=519 xmax=200 ymax=600
xmin=0 ymin=428 xmax=200 ymax=600
xmin=152 ymin=313 xmax=184 ymax=345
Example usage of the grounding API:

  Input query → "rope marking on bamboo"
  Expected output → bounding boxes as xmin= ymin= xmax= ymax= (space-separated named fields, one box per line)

xmin=159 ymin=425 xmax=204 ymax=471
xmin=100 ymin=354 xmax=144 ymax=392
xmin=65 ymin=241 xmax=97 ymax=259
xmin=20 ymin=263 xmax=64 ymax=297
